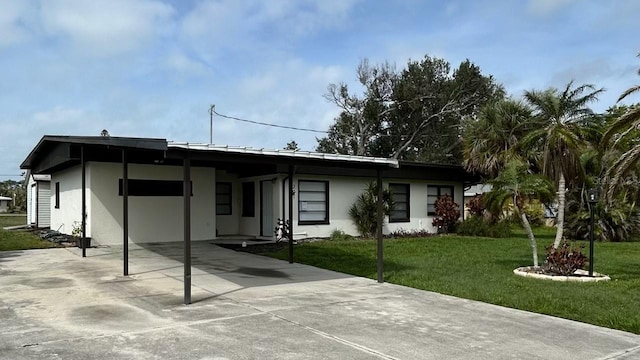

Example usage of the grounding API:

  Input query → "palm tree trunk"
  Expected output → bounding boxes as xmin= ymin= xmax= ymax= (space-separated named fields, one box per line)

xmin=553 ymin=172 xmax=566 ymax=249
xmin=519 ymin=211 xmax=538 ymax=267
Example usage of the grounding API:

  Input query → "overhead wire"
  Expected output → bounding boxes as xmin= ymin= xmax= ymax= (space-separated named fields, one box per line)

xmin=212 ymin=109 xmax=329 ymax=134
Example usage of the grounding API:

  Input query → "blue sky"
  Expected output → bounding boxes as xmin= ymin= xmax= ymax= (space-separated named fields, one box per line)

xmin=1 ymin=0 xmax=639 ymax=178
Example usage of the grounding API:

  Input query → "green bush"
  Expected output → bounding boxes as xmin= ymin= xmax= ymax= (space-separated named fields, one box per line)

xmin=455 ymin=216 xmax=511 ymax=238
xmin=348 ymin=182 xmax=393 ymax=237
xmin=329 ymin=229 xmax=352 ymax=241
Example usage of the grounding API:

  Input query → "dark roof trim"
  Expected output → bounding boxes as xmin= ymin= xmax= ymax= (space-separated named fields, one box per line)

xmin=20 ymin=135 xmax=167 ymax=169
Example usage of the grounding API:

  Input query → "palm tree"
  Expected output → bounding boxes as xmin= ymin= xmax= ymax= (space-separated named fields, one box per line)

xmin=602 ymin=57 xmax=640 ymax=202
xmin=522 ymin=82 xmax=603 ymax=248
xmin=485 ymin=160 xmax=555 ymax=267
xmin=463 ymin=99 xmax=537 ymax=178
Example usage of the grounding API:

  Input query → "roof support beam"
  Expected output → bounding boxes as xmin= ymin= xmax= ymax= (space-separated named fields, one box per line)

xmin=122 ymin=149 xmax=129 ymax=276
xmin=183 ymin=154 xmax=192 ymax=305
xmin=288 ymin=165 xmax=295 ymax=264
xmin=376 ymin=168 xmax=384 ymax=283
xmin=81 ymin=145 xmax=87 ymax=258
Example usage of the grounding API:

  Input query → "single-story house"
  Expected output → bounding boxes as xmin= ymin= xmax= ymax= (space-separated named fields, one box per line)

xmin=21 ymin=135 xmax=478 ymax=304
xmin=26 ymin=171 xmax=51 ymax=227
xmin=0 ymin=196 xmax=12 ymax=213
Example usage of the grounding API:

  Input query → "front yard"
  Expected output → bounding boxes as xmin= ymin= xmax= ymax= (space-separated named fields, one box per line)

xmin=0 ymin=215 xmax=60 ymax=251
xmin=264 ymin=228 xmax=640 ymax=335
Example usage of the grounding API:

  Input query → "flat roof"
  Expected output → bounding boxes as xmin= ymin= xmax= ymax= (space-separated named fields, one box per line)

xmin=0 ymin=196 xmax=12 ymax=201
xmin=168 ymin=142 xmax=399 ymax=168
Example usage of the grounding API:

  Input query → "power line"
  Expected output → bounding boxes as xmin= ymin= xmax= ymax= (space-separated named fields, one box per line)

xmin=213 ymin=109 xmax=329 ymax=134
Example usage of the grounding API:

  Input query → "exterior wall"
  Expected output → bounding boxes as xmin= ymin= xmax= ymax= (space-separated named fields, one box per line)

xmin=0 ymin=200 xmax=9 ymax=213
xmin=37 ymin=182 xmax=51 ymax=227
xmin=50 ymin=166 xmax=84 ymax=235
xmin=215 ymin=171 xmax=281 ymax=239
xmin=89 ymin=162 xmax=216 ymax=245
xmin=27 ymin=177 xmax=35 ymax=223
xmin=290 ymin=175 xmax=464 ymax=238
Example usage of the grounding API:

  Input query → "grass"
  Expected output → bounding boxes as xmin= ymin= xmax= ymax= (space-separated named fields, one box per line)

xmin=0 ymin=215 xmax=60 ymax=251
xmin=264 ymin=227 xmax=640 ymax=335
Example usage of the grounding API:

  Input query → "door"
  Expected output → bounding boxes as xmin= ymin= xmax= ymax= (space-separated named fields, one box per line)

xmin=261 ymin=180 xmax=274 ymax=237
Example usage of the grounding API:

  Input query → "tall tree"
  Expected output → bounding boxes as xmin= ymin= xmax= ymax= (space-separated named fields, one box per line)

xmin=602 ymin=56 xmax=640 ymax=202
xmin=317 ymin=56 xmax=504 ymax=162
xmin=484 ymin=160 xmax=555 ymax=267
xmin=317 ymin=59 xmax=395 ymax=156
xmin=284 ymin=140 xmax=300 ymax=151
xmin=521 ymin=82 xmax=603 ymax=248
xmin=463 ymin=99 xmax=537 ymax=178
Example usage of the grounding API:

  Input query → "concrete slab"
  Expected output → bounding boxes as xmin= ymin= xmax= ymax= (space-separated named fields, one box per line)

xmin=1 ymin=241 xmax=639 ymax=359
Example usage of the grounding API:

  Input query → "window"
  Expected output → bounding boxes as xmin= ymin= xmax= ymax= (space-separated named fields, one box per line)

xmin=389 ymin=183 xmax=410 ymax=222
xmin=427 ymin=185 xmax=454 ymax=216
xmin=54 ymin=182 xmax=60 ymax=208
xmin=216 ymin=182 xmax=232 ymax=215
xmin=242 ymin=182 xmax=255 ymax=217
xmin=118 ymin=179 xmax=191 ymax=196
xmin=298 ymin=180 xmax=329 ymax=225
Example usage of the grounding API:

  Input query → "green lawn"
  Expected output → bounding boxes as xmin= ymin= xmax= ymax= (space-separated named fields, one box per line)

xmin=264 ymin=228 xmax=640 ymax=334
xmin=0 ymin=215 xmax=60 ymax=251
xmin=0 ymin=214 xmax=28 ymax=228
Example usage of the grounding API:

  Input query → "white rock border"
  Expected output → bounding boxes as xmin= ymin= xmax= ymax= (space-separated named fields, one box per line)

xmin=514 ymin=266 xmax=611 ymax=282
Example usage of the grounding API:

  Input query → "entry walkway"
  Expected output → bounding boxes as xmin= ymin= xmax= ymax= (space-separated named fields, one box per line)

xmin=1 ymin=241 xmax=639 ymax=359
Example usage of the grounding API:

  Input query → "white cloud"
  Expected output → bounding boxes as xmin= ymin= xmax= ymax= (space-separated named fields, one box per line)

xmin=40 ymin=0 xmax=175 ymax=57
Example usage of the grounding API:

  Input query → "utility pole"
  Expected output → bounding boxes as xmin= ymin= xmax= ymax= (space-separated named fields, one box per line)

xmin=209 ymin=104 xmax=215 ymax=144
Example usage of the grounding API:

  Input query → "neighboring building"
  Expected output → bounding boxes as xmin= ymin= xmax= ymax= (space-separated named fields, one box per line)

xmin=463 ymin=184 xmax=492 ymax=218
xmin=0 ymin=196 xmax=12 ymax=213
xmin=26 ymin=171 xmax=51 ymax=228
xmin=20 ymin=136 xmax=478 ymax=246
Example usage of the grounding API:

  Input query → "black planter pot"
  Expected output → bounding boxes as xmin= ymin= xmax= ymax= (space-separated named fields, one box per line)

xmin=76 ymin=237 xmax=92 ymax=248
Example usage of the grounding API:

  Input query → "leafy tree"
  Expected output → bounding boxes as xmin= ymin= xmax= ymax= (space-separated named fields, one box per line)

xmin=521 ymin=82 xmax=603 ymax=249
xmin=0 ymin=179 xmax=26 ymax=213
xmin=484 ymin=160 xmax=555 ymax=267
xmin=284 ymin=140 xmax=300 ymax=151
xmin=318 ymin=56 xmax=504 ymax=163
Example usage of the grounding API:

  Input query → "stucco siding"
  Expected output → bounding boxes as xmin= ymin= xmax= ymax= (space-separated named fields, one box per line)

xmin=292 ymin=175 xmax=464 ymax=238
xmin=89 ymin=162 xmax=216 ymax=245
xmin=50 ymin=166 xmax=83 ymax=235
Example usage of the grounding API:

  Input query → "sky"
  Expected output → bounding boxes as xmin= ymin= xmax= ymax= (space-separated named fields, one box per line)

xmin=1 ymin=0 xmax=639 ymax=179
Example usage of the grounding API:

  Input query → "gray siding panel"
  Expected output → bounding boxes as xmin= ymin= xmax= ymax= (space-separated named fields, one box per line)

xmin=38 ymin=182 xmax=51 ymax=227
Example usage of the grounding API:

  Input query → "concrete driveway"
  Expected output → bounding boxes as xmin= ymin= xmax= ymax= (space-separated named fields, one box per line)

xmin=1 ymin=241 xmax=639 ymax=360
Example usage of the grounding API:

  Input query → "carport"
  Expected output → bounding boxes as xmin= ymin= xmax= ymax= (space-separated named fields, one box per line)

xmin=21 ymin=136 xmax=399 ymax=305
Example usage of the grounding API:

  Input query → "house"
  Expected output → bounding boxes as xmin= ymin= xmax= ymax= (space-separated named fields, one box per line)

xmin=26 ymin=171 xmax=51 ymax=227
xmin=0 ymin=196 xmax=11 ymax=213
xmin=21 ymin=135 xmax=477 ymax=303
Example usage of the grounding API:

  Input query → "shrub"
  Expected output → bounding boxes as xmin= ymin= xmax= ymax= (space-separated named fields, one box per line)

xmin=329 ymin=229 xmax=352 ymax=241
xmin=455 ymin=216 xmax=512 ymax=238
xmin=523 ymin=200 xmax=545 ymax=227
xmin=566 ymin=200 xmax=640 ymax=242
xmin=467 ymin=195 xmax=485 ymax=217
xmin=349 ymin=182 xmax=393 ymax=237
xmin=542 ymin=241 xmax=587 ymax=276
xmin=432 ymin=194 xmax=460 ymax=233
xmin=387 ymin=229 xmax=434 ymax=238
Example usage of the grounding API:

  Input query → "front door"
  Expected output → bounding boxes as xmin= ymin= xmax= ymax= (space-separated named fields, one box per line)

xmin=261 ymin=180 xmax=273 ymax=237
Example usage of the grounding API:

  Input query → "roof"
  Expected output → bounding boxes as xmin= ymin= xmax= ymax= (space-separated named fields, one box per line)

xmin=168 ymin=142 xmax=399 ymax=168
xmin=0 ymin=196 xmax=12 ymax=201
xmin=21 ymin=135 xmax=167 ymax=170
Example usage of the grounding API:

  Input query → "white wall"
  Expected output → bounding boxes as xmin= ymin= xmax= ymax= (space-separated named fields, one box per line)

xmin=50 ymin=165 xmax=84 ymax=235
xmin=0 ymin=200 xmax=8 ymax=213
xmin=89 ymin=162 xmax=216 ymax=245
xmin=289 ymin=175 xmax=464 ymax=238
xmin=27 ymin=177 xmax=35 ymax=222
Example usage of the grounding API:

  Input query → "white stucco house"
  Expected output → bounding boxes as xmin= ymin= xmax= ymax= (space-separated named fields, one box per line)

xmin=26 ymin=171 xmax=51 ymax=227
xmin=21 ymin=136 xmax=472 ymax=244
xmin=21 ymin=135 xmax=478 ymax=304
xmin=0 ymin=196 xmax=12 ymax=213
xmin=21 ymin=135 xmax=477 ymax=245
